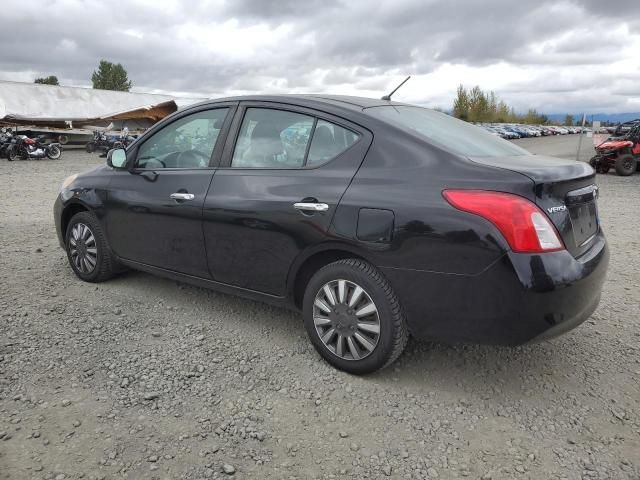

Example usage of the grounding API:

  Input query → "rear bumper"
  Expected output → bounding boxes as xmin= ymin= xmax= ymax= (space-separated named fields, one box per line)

xmin=381 ymin=231 xmax=609 ymax=346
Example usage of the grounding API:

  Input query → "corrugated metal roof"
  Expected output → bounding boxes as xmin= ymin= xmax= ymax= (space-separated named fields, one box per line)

xmin=0 ymin=80 xmax=204 ymax=123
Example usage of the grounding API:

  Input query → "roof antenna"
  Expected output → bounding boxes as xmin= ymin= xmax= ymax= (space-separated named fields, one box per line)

xmin=381 ymin=76 xmax=411 ymax=101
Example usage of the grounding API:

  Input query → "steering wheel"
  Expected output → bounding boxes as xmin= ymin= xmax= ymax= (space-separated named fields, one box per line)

xmin=176 ymin=149 xmax=209 ymax=167
xmin=141 ymin=158 xmax=166 ymax=169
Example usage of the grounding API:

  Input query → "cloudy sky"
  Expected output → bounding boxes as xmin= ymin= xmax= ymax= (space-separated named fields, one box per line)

xmin=1 ymin=0 xmax=639 ymax=114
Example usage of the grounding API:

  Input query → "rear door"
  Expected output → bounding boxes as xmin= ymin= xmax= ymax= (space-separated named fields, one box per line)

xmin=104 ymin=104 xmax=235 ymax=278
xmin=202 ymin=102 xmax=372 ymax=296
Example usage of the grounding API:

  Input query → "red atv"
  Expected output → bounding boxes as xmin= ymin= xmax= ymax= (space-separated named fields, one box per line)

xmin=590 ymin=123 xmax=640 ymax=176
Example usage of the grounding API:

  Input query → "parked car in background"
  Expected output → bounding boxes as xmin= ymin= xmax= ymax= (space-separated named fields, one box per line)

xmin=491 ymin=126 xmax=519 ymax=139
xmin=511 ymin=126 xmax=532 ymax=138
xmin=500 ymin=126 xmax=522 ymax=139
xmin=54 ymin=95 xmax=608 ymax=374
xmin=548 ymin=126 xmax=568 ymax=135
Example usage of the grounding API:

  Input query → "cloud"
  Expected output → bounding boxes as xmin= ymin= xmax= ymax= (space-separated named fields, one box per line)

xmin=0 ymin=0 xmax=638 ymax=113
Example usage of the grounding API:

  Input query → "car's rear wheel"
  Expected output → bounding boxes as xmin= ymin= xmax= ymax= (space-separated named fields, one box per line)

xmin=615 ymin=154 xmax=636 ymax=176
xmin=302 ymin=259 xmax=409 ymax=374
xmin=65 ymin=211 xmax=118 ymax=282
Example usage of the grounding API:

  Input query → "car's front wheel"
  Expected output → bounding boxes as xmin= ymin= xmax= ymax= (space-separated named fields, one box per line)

xmin=65 ymin=211 xmax=118 ymax=282
xmin=302 ymin=259 xmax=409 ymax=374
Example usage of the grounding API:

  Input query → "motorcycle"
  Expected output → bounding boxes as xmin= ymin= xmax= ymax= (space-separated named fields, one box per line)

xmin=7 ymin=135 xmax=62 ymax=161
xmin=0 ymin=128 xmax=16 ymax=158
xmin=86 ymin=130 xmax=115 ymax=153
xmin=86 ymin=130 xmax=135 ymax=154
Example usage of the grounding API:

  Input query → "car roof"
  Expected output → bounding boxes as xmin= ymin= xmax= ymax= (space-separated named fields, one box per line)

xmin=191 ymin=94 xmax=408 ymax=113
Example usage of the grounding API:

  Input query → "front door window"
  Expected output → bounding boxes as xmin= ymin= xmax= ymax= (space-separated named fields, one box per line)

xmin=136 ymin=108 xmax=229 ymax=169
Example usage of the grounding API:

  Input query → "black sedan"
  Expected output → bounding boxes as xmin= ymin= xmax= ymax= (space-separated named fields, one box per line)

xmin=54 ymin=95 xmax=608 ymax=374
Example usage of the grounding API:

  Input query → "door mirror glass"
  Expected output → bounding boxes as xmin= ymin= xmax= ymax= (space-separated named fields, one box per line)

xmin=108 ymin=148 xmax=127 ymax=169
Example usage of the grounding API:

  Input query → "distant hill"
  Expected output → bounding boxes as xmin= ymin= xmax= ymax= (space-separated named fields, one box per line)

xmin=545 ymin=112 xmax=640 ymax=125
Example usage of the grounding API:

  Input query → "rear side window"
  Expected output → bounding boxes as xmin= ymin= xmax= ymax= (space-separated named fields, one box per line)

xmin=231 ymin=108 xmax=360 ymax=168
xmin=307 ymin=120 xmax=359 ymax=167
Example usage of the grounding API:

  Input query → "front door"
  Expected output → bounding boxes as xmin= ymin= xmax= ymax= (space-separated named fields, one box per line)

xmin=104 ymin=106 xmax=232 ymax=278
xmin=203 ymin=104 xmax=372 ymax=296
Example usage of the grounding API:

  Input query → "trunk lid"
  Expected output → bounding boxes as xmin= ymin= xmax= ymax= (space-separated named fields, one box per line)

xmin=469 ymin=154 xmax=599 ymax=257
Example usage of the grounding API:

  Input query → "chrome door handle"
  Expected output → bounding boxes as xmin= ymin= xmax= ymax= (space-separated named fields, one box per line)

xmin=170 ymin=192 xmax=195 ymax=201
xmin=293 ymin=202 xmax=329 ymax=212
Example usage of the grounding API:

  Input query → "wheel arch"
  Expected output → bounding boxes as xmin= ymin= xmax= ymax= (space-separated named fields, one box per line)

xmin=288 ymin=244 xmax=372 ymax=309
xmin=61 ymin=201 xmax=91 ymax=239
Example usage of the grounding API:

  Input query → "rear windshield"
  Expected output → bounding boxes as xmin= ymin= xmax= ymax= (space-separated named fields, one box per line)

xmin=366 ymin=105 xmax=530 ymax=157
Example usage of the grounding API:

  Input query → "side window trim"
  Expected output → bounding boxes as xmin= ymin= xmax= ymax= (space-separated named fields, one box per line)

xmin=301 ymin=118 xmax=318 ymax=167
xmin=220 ymin=104 xmax=248 ymax=169
xmin=129 ymin=102 xmax=238 ymax=170
xmin=209 ymin=104 xmax=238 ymax=168
xmin=220 ymin=102 xmax=365 ymax=170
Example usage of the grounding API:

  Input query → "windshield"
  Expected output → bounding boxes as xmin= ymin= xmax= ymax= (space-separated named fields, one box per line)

xmin=367 ymin=105 xmax=530 ymax=157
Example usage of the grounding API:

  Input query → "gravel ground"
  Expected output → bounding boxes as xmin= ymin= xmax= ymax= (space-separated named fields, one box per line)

xmin=1 ymin=139 xmax=639 ymax=480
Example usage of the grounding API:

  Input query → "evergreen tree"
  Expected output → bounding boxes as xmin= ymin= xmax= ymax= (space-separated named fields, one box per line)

xmin=34 ymin=75 xmax=59 ymax=86
xmin=91 ymin=60 xmax=132 ymax=91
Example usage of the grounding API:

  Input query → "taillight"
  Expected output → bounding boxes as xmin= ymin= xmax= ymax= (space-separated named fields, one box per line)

xmin=442 ymin=190 xmax=564 ymax=253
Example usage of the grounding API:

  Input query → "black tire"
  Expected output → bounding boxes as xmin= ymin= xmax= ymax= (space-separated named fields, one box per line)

xmin=85 ymin=142 xmax=95 ymax=153
xmin=590 ymin=157 xmax=610 ymax=174
xmin=65 ymin=211 xmax=118 ymax=283
xmin=7 ymin=146 xmax=16 ymax=161
xmin=615 ymin=154 xmax=636 ymax=176
xmin=47 ymin=145 xmax=62 ymax=160
xmin=302 ymin=258 xmax=409 ymax=374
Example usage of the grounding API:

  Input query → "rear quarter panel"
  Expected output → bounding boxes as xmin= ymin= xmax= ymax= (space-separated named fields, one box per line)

xmin=332 ymin=131 xmax=535 ymax=275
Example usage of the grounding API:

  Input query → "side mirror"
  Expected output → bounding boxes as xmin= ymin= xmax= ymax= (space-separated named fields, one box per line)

xmin=107 ymin=148 xmax=127 ymax=169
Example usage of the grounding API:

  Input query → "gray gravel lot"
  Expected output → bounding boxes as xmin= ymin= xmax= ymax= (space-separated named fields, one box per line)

xmin=1 ymin=137 xmax=639 ymax=479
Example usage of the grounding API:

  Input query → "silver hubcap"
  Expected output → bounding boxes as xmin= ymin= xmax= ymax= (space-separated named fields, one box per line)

xmin=313 ymin=279 xmax=380 ymax=361
xmin=69 ymin=223 xmax=97 ymax=274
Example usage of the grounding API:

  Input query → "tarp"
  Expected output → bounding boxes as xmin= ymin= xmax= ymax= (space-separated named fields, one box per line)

xmin=0 ymin=80 xmax=204 ymax=126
